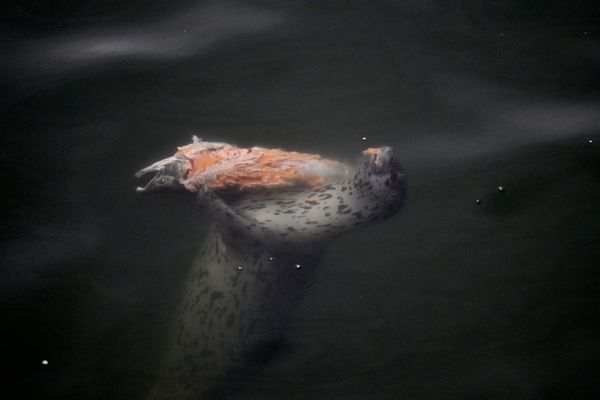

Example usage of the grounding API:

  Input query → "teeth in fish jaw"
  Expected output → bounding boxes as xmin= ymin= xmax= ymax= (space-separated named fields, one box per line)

xmin=135 ymin=163 xmax=182 ymax=193
xmin=135 ymin=168 xmax=163 ymax=192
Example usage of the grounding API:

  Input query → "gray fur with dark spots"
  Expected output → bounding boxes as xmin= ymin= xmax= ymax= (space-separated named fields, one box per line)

xmin=147 ymin=147 xmax=406 ymax=399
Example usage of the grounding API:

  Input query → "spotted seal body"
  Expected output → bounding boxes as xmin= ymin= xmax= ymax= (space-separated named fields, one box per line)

xmin=146 ymin=147 xmax=406 ymax=399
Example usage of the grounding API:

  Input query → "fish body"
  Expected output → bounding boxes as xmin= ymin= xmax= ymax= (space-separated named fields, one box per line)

xmin=135 ymin=136 xmax=352 ymax=194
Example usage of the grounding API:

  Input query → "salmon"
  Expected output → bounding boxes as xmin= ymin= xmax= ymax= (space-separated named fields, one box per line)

xmin=135 ymin=136 xmax=353 ymax=194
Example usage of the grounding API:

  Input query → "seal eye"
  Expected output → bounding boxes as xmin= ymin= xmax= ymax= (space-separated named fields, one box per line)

xmin=159 ymin=178 xmax=166 ymax=184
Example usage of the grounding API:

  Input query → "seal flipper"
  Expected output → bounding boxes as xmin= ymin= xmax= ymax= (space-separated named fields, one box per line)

xmin=195 ymin=183 xmax=263 ymax=244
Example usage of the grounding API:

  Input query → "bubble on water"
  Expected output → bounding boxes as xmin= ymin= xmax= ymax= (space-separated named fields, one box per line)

xmin=475 ymin=199 xmax=482 ymax=205
xmin=497 ymin=186 xmax=505 ymax=192
xmin=295 ymin=264 xmax=302 ymax=270
xmin=236 ymin=266 xmax=243 ymax=271
xmin=268 ymin=256 xmax=274 ymax=261
xmin=361 ymin=137 xmax=367 ymax=141
xmin=41 ymin=360 xmax=48 ymax=365
xmin=589 ymin=139 xmax=593 ymax=144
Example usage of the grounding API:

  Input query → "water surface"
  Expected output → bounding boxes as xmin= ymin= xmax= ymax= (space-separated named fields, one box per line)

xmin=2 ymin=1 xmax=599 ymax=399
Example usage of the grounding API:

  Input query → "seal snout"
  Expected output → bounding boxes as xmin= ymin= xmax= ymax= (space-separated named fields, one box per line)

xmin=363 ymin=146 xmax=402 ymax=174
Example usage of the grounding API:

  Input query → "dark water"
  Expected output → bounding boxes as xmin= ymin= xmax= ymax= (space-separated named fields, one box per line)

xmin=2 ymin=1 xmax=600 ymax=399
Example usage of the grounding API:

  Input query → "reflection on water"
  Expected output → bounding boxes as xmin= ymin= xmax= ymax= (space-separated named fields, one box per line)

xmin=13 ymin=1 xmax=282 ymax=74
xmin=2 ymin=1 xmax=600 ymax=399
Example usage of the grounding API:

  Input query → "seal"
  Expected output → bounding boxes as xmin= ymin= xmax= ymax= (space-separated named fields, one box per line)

xmin=142 ymin=146 xmax=406 ymax=399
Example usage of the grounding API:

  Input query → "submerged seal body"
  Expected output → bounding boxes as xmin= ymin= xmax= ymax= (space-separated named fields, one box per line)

xmin=145 ymin=146 xmax=406 ymax=399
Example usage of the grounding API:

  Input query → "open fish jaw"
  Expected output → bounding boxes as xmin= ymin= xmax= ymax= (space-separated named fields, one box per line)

xmin=135 ymin=156 xmax=190 ymax=193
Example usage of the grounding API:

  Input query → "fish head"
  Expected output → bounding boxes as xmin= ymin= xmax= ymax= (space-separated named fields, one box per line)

xmin=135 ymin=157 xmax=188 ymax=194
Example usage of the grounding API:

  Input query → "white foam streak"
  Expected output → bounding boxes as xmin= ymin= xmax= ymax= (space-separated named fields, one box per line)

xmin=400 ymin=77 xmax=600 ymax=165
xmin=14 ymin=1 xmax=282 ymax=74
